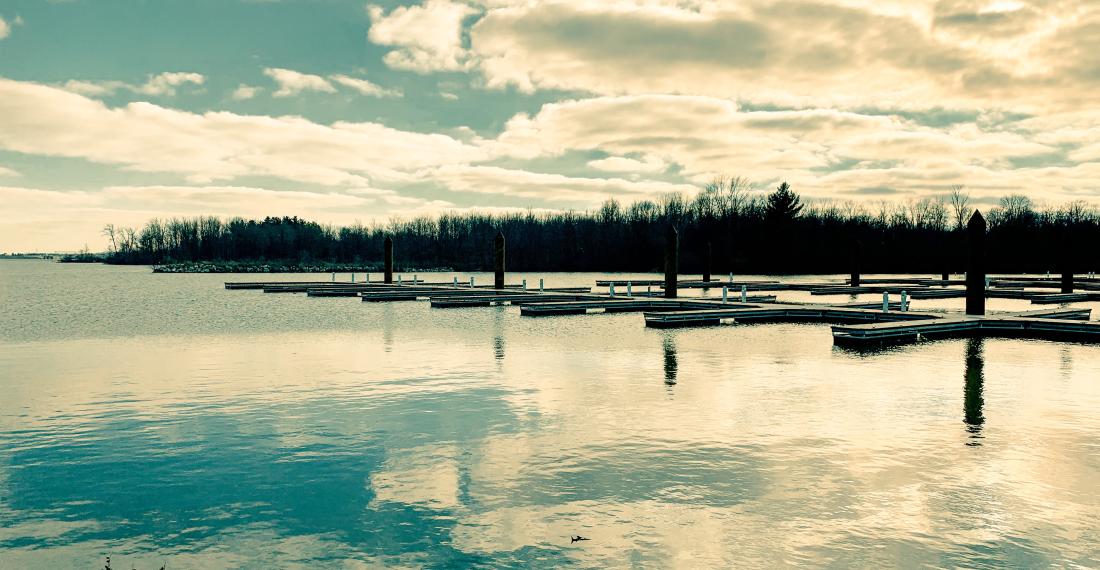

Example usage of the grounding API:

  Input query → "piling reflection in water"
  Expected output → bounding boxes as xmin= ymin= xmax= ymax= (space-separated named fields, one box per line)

xmin=963 ymin=337 xmax=985 ymax=444
xmin=492 ymin=308 xmax=505 ymax=362
xmin=663 ymin=335 xmax=678 ymax=386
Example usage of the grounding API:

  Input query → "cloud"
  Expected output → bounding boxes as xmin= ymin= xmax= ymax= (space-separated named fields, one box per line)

xmin=367 ymin=0 xmax=478 ymax=72
xmin=588 ymin=155 xmax=666 ymax=174
xmin=0 ymin=166 xmax=19 ymax=177
xmin=0 ymin=77 xmax=484 ymax=187
xmin=263 ymin=68 xmax=336 ymax=97
xmin=61 ymin=72 xmax=205 ymax=98
xmin=365 ymin=0 xmax=1098 ymax=112
xmin=428 ymin=164 xmax=697 ymax=203
xmin=231 ymin=84 xmax=261 ymax=100
xmin=0 ymin=17 xmax=9 ymax=40
xmin=330 ymin=75 xmax=402 ymax=98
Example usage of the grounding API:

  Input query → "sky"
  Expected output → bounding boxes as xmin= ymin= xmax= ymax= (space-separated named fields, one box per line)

xmin=1 ymin=0 xmax=1098 ymax=251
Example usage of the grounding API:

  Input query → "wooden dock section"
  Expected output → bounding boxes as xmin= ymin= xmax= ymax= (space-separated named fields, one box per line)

xmin=832 ymin=308 xmax=1095 ymax=347
xmin=644 ymin=304 xmax=938 ymax=328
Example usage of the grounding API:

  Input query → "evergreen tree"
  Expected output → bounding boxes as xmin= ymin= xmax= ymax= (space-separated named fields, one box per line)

xmin=765 ymin=182 xmax=803 ymax=223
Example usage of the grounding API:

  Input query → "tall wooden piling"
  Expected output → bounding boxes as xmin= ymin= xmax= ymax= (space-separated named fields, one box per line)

xmin=850 ymin=240 xmax=861 ymax=287
xmin=703 ymin=241 xmax=712 ymax=283
xmin=494 ymin=231 xmax=506 ymax=290
xmin=384 ymin=237 xmax=394 ymax=284
xmin=966 ymin=211 xmax=986 ymax=315
xmin=665 ymin=225 xmax=679 ymax=299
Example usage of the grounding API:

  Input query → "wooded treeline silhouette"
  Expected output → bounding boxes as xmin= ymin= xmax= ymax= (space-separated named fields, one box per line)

xmin=96 ymin=180 xmax=1100 ymax=274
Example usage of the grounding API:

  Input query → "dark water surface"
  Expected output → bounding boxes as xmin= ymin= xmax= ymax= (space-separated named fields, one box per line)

xmin=2 ymin=261 xmax=1099 ymax=567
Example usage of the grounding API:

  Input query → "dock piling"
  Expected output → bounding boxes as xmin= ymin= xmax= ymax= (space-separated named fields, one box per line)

xmin=398 ymin=274 xmax=402 ymax=285
xmin=610 ymin=283 xmax=616 ymax=298
xmin=539 ymin=278 xmax=544 ymax=292
xmin=901 ymin=290 xmax=909 ymax=312
xmin=741 ymin=285 xmax=747 ymax=303
xmin=627 ymin=282 xmax=633 ymax=297
xmin=522 ymin=279 xmax=527 ymax=291
xmin=494 ymin=231 xmax=506 ymax=290
xmin=722 ymin=286 xmax=728 ymax=303
xmin=453 ymin=276 xmax=458 ymax=288
xmin=966 ymin=211 xmax=987 ymax=316
xmin=384 ymin=237 xmax=394 ymax=284
xmin=331 ymin=272 xmax=336 ymax=283
xmin=851 ymin=241 xmax=862 ymax=287
xmin=703 ymin=241 xmax=712 ymax=283
xmin=882 ymin=292 xmax=890 ymax=312
xmin=665 ymin=225 xmax=679 ymax=299
xmin=470 ymin=276 xmax=475 ymax=288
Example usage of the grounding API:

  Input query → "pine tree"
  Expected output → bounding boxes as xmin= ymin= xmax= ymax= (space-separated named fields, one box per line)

xmin=766 ymin=182 xmax=803 ymax=223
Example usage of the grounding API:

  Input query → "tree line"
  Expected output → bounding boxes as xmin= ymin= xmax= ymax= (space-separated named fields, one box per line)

xmin=96 ymin=180 xmax=1100 ymax=274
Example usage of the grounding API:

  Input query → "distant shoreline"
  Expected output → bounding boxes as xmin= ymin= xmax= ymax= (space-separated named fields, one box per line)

xmin=150 ymin=261 xmax=452 ymax=274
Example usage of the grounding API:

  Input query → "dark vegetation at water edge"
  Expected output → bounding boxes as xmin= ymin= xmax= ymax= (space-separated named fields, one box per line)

xmin=94 ymin=180 xmax=1100 ymax=274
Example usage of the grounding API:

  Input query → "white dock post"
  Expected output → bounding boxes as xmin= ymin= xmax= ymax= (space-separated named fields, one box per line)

xmin=609 ymin=283 xmax=616 ymax=297
xmin=729 ymin=272 xmax=733 ymax=284
xmin=740 ymin=285 xmax=747 ymax=303
xmin=539 ymin=278 xmax=544 ymax=292
xmin=722 ymin=286 xmax=728 ymax=303
xmin=901 ymin=290 xmax=909 ymax=312
xmin=985 ymin=276 xmax=990 ymax=289
xmin=351 ymin=272 xmax=355 ymax=283
xmin=627 ymin=282 xmax=633 ymax=297
xmin=470 ymin=276 xmax=475 ymax=288
xmin=414 ymin=274 xmax=418 ymax=285
xmin=366 ymin=273 xmax=370 ymax=283
xmin=398 ymin=274 xmax=402 ymax=284
xmin=453 ymin=276 xmax=458 ymax=287
xmin=522 ymin=279 xmax=527 ymax=291
xmin=331 ymin=272 xmax=335 ymax=282
xmin=882 ymin=292 xmax=890 ymax=312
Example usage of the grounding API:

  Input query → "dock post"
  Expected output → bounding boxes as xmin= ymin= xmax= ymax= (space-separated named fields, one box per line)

xmin=453 ymin=276 xmax=458 ymax=288
xmin=470 ymin=276 xmax=475 ymax=288
xmin=729 ymin=272 xmax=733 ymax=284
xmin=414 ymin=274 xmax=418 ymax=285
xmin=384 ymin=237 xmax=394 ymax=284
xmin=366 ymin=273 xmax=370 ymax=283
xmin=351 ymin=272 xmax=355 ymax=283
xmin=332 ymin=272 xmax=335 ymax=283
xmin=609 ymin=283 xmax=616 ymax=297
xmin=647 ymin=285 xmax=652 ymax=296
xmin=539 ymin=278 xmax=544 ymax=292
xmin=665 ymin=225 xmax=679 ymax=299
xmin=966 ymin=211 xmax=986 ymax=316
xmin=941 ymin=272 xmax=949 ymax=282
xmin=522 ymin=279 xmax=527 ymax=291
xmin=703 ymin=241 xmax=712 ymax=282
xmin=851 ymin=240 xmax=861 ymax=287
xmin=398 ymin=274 xmax=402 ymax=285
xmin=627 ymin=282 xmax=633 ymax=297
xmin=882 ymin=292 xmax=889 ymax=312
xmin=740 ymin=285 xmax=747 ymax=302
xmin=722 ymin=286 xmax=728 ymax=304
xmin=1061 ymin=228 xmax=1074 ymax=293
xmin=901 ymin=290 xmax=908 ymax=312
xmin=494 ymin=231 xmax=506 ymax=290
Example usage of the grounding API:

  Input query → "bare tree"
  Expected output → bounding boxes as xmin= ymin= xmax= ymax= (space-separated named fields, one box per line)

xmin=101 ymin=224 xmax=118 ymax=253
xmin=948 ymin=186 xmax=972 ymax=231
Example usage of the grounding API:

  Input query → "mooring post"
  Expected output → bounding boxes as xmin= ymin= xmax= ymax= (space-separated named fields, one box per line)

xmin=539 ymin=278 xmax=544 ymax=292
xmin=740 ymin=285 xmax=747 ymax=302
xmin=901 ymin=290 xmax=908 ymax=312
xmin=851 ymin=240 xmax=862 ymax=287
xmin=966 ymin=211 xmax=986 ymax=316
xmin=494 ymin=231 xmax=506 ymax=290
xmin=414 ymin=274 xmax=418 ymax=285
xmin=882 ymin=292 xmax=890 ymax=312
xmin=729 ymin=272 xmax=733 ymax=284
xmin=470 ymin=276 xmax=475 ymax=288
xmin=627 ymin=282 xmax=633 ymax=297
xmin=703 ymin=241 xmax=712 ymax=282
xmin=941 ymin=272 xmax=949 ymax=282
xmin=665 ymin=225 xmax=679 ymax=299
xmin=722 ymin=286 xmax=728 ymax=304
xmin=331 ymin=272 xmax=335 ymax=283
xmin=1061 ymin=229 xmax=1074 ymax=293
xmin=397 ymin=274 xmax=402 ymax=285
xmin=366 ymin=273 xmax=370 ymax=283
xmin=351 ymin=272 xmax=355 ymax=283
xmin=609 ymin=283 xmax=616 ymax=298
xmin=522 ymin=279 xmax=527 ymax=291
xmin=453 ymin=276 xmax=458 ymax=288
xmin=384 ymin=237 xmax=394 ymax=284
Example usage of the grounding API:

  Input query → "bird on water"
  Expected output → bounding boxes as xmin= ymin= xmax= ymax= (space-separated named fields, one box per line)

xmin=571 ymin=535 xmax=591 ymax=543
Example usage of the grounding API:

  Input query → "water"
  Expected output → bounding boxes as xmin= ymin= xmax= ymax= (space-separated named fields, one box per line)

xmin=2 ymin=260 xmax=1099 ymax=567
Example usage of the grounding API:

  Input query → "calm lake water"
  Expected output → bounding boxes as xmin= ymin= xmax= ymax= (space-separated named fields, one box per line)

xmin=2 ymin=260 xmax=1099 ymax=568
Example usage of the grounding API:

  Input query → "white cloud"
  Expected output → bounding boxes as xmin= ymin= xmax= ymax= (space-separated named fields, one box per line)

xmin=428 ymin=164 xmax=697 ymax=203
xmin=60 ymin=72 xmax=205 ymax=98
xmin=0 ymin=17 xmax=9 ymax=39
xmin=263 ymin=67 xmax=336 ymax=97
xmin=588 ymin=155 xmax=666 ymax=174
xmin=0 ymin=77 xmax=484 ymax=187
xmin=330 ymin=75 xmax=402 ymax=98
xmin=0 ymin=166 xmax=19 ymax=177
xmin=367 ymin=0 xmax=478 ymax=72
xmin=231 ymin=84 xmax=261 ymax=100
